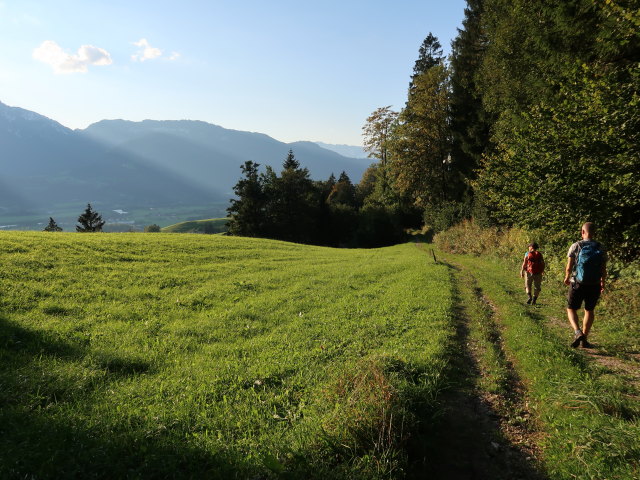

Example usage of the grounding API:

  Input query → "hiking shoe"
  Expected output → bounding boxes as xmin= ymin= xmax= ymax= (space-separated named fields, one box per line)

xmin=526 ymin=296 xmax=532 ymax=305
xmin=532 ymin=297 xmax=537 ymax=305
xmin=581 ymin=338 xmax=594 ymax=349
xmin=571 ymin=333 xmax=584 ymax=348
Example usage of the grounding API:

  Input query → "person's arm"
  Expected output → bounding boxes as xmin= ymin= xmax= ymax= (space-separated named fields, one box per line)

xmin=520 ymin=254 xmax=527 ymax=278
xmin=564 ymin=256 xmax=575 ymax=285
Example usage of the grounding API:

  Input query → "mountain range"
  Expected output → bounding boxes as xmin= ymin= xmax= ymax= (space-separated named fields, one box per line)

xmin=0 ymin=101 xmax=369 ymax=229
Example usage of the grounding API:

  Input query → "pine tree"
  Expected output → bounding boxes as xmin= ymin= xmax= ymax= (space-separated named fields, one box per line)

xmin=43 ymin=217 xmax=63 ymax=232
xmin=450 ymin=0 xmax=492 ymax=186
xmin=282 ymin=149 xmax=300 ymax=170
xmin=409 ymin=33 xmax=444 ymax=98
xmin=327 ymin=171 xmax=357 ymax=207
xmin=269 ymin=150 xmax=318 ymax=243
xmin=227 ymin=161 xmax=266 ymax=237
xmin=76 ymin=204 xmax=105 ymax=232
xmin=412 ymin=33 xmax=443 ymax=78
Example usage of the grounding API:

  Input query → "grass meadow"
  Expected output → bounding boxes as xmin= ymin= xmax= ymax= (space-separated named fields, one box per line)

xmin=0 ymin=232 xmax=454 ymax=479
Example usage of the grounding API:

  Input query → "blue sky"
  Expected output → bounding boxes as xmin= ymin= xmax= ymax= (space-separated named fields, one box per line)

xmin=0 ymin=0 xmax=466 ymax=146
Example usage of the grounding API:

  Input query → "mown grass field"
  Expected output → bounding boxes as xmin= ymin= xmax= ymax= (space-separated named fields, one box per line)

xmin=0 ymin=232 xmax=454 ymax=479
xmin=2 ymin=231 xmax=638 ymax=479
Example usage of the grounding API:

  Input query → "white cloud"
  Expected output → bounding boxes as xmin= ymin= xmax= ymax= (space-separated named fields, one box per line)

xmin=33 ymin=40 xmax=112 ymax=74
xmin=131 ymin=38 xmax=162 ymax=62
xmin=168 ymin=51 xmax=181 ymax=61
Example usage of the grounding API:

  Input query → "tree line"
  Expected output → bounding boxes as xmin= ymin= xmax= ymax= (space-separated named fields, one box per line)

xmin=228 ymin=0 xmax=639 ymax=258
xmin=226 ymin=150 xmax=419 ymax=247
xmin=45 ymin=205 xmax=165 ymax=233
xmin=44 ymin=204 xmax=106 ymax=232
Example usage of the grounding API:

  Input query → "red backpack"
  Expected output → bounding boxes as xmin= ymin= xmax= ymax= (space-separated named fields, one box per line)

xmin=526 ymin=250 xmax=544 ymax=274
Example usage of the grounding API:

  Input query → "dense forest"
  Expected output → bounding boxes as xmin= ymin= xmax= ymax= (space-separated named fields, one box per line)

xmin=228 ymin=0 xmax=639 ymax=260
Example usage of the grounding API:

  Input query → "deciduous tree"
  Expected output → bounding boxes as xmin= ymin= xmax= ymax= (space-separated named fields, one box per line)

xmin=389 ymin=64 xmax=451 ymax=209
xmin=362 ymin=106 xmax=398 ymax=203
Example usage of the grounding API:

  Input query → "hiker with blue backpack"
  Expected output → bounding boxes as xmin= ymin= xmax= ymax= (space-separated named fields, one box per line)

xmin=564 ymin=222 xmax=607 ymax=348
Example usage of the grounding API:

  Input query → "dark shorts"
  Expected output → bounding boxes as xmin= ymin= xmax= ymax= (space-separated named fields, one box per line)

xmin=567 ymin=282 xmax=601 ymax=311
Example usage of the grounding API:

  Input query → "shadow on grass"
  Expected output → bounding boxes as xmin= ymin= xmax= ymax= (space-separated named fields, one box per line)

xmin=406 ymin=263 xmax=548 ymax=480
xmin=0 ymin=315 xmax=247 ymax=479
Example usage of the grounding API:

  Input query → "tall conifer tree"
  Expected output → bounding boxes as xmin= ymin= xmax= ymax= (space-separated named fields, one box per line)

xmin=227 ymin=161 xmax=266 ymax=237
xmin=450 ymin=0 xmax=492 ymax=185
xmin=43 ymin=217 xmax=63 ymax=232
xmin=76 ymin=204 xmax=105 ymax=232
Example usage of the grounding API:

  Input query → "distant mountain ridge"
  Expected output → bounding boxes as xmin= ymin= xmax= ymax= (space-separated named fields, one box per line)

xmin=80 ymin=119 xmax=367 ymax=193
xmin=314 ymin=142 xmax=368 ymax=159
xmin=0 ymin=101 xmax=215 ymax=215
xmin=0 ymin=101 xmax=368 ymax=227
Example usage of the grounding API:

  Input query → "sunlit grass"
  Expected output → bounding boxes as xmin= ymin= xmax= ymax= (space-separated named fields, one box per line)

xmin=448 ymin=253 xmax=640 ymax=480
xmin=0 ymin=232 xmax=454 ymax=478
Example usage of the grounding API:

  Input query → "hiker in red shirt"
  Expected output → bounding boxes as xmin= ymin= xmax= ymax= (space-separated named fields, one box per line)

xmin=520 ymin=242 xmax=545 ymax=305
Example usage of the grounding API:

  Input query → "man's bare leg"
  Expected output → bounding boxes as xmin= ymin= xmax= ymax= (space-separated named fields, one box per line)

xmin=567 ymin=308 xmax=581 ymax=332
xmin=583 ymin=310 xmax=595 ymax=338
xmin=567 ymin=309 xmax=584 ymax=347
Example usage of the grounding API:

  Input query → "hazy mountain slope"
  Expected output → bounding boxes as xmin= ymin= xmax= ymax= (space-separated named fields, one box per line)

xmin=314 ymin=141 xmax=368 ymax=159
xmin=1 ymin=101 xmax=368 ymax=227
xmin=82 ymin=120 xmax=368 ymax=183
xmin=0 ymin=102 xmax=219 ymax=212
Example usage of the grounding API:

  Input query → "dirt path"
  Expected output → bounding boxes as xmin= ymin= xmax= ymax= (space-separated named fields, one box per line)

xmin=546 ymin=314 xmax=640 ymax=390
xmin=410 ymin=244 xmax=640 ymax=479
xmin=408 ymin=257 xmax=546 ymax=479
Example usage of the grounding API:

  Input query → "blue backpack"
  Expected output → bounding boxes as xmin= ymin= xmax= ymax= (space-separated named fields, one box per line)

xmin=575 ymin=241 xmax=604 ymax=284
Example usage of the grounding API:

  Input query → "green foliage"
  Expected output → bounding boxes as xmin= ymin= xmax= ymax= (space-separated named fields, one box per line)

xmin=449 ymin=0 xmax=492 ymax=184
xmin=409 ymin=32 xmax=444 ymax=90
xmin=327 ymin=171 xmax=357 ymax=207
xmin=354 ymin=2 xmax=638 ymax=261
xmin=354 ymin=205 xmax=416 ymax=248
xmin=389 ymin=64 xmax=452 ymax=208
xmin=422 ymin=198 xmax=472 ymax=234
xmin=227 ymin=151 xmax=420 ymax=247
xmin=362 ymin=107 xmax=398 ymax=205
xmin=144 ymin=224 xmax=161 ymax=232
xmin=263 ymin=152 xmax=320 ymax=244
xmin=474 ymin=61 xmax=640 ymax=260
xmin=473 ymin=0 xmax=640 ymax=260
xmin=0 ymin=232 xmax=455 ymax=478
xmin=76 ymin=203 xmax=105 ymax=232
xmin=227 ymin=161 xmax=266 ymax=237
